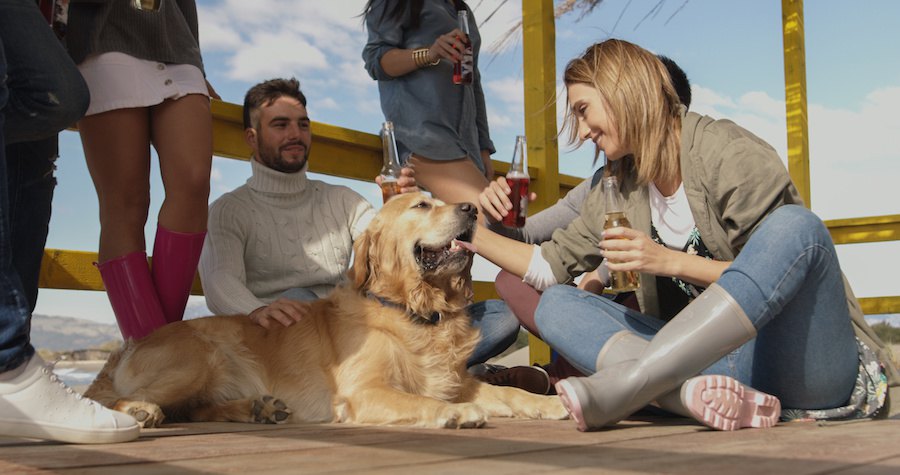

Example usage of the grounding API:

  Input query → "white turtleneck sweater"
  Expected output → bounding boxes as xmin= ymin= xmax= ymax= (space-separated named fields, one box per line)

xmin=199 ymin=159 xmax=375 ymax=315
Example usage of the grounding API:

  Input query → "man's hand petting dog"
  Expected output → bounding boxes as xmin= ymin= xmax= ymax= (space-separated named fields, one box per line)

xmin=248 ymin=299 xmax=311 ymax=328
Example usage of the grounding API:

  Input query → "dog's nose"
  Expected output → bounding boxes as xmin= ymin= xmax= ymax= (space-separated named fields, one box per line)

xmin=458 ymin=202 xmax=477 ymax=218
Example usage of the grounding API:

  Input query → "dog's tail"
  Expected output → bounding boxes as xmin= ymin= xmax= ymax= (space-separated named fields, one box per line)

xmin=83 ymin=344 xmax=128 ymax=408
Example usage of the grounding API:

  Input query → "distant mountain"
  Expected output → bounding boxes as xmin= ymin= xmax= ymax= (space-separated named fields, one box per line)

xmin=30 ymin=314 xmax=122 ymax=352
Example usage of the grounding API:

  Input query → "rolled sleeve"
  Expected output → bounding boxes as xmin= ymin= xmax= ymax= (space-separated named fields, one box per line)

xmin=362 ymin=0 xmax=403 ymax=81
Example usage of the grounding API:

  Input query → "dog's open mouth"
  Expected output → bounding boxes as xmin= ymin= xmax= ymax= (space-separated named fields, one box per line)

xmin=415 ymin=228 xmax=476 ymax=272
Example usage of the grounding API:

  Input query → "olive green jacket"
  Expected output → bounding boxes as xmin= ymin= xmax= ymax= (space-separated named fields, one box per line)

xmin=540 ymin=111 xmax=900 ymax=391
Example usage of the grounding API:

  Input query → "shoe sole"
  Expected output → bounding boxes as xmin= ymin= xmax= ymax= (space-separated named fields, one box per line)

xmin=681 ymin=375 xmax=781 ymax=431
xmin=0 ymin=419 xmax=140 ymax=444
xmin=555 ymin=380 xmax=588 ymax=432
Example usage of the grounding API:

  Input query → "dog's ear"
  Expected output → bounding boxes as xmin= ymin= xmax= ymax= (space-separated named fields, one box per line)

xmin=349 ymin=229 xmax=375 ymax=292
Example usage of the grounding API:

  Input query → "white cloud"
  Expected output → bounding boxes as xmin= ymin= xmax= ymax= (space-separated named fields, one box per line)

xmin=317 ymin=97 xmax=339 ymax=110
xmin=737 ymin=91 xmax=784 ymax=119
xmin=690 ymin=84 xmax=737 ymax=113
xmin=472 ymin=1 xmax=523 ymax=54
xmin=210 ymin=165 xmax=223 ymax=182
xmin=488 ymin=111 xmax=513 ymax=128
xmin=225 ymin=31 xmax=328 ymax=81
xmin=485 ymin=77 xmax=524 ymax=105
xmin=198 ymin=0 xmax=369 ymax=91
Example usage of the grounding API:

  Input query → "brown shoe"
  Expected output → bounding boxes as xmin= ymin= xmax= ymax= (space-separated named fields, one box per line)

xmin=475 ymin=365 xmax=553 ymax=395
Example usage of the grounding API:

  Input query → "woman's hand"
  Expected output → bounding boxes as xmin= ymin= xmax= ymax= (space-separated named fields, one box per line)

xmin=428 ymin=28 xmax=467 ymax=63
xmin=479 ymin=176 xmax=537 ymax=224
xmin=601 ymin=227 xmax=731 ymax=287
xmin=600 ymin=227 xmax=672 ymax=276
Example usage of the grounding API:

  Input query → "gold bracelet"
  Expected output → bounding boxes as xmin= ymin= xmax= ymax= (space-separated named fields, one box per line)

xmin=412 ymin=48 xmax=440 ymax=68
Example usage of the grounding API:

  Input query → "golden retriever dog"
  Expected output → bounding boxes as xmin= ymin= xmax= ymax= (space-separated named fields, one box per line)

xmin=85 ymin=193 xmax=568 ymax=429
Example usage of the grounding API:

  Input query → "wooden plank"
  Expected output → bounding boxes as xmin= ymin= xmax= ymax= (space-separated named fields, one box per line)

xmin=1 ymin=419 xmax=897 ymax=474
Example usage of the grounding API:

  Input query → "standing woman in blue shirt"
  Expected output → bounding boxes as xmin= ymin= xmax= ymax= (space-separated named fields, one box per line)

xmin=67 ymin=0 xmax=215 ymax=340
xmin=363 ymin=0 xmax=495 ymax=215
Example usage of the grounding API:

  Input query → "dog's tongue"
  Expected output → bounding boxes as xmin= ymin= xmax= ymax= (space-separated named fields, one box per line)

xmin=452 ymin=239 xmax=477 ymax=253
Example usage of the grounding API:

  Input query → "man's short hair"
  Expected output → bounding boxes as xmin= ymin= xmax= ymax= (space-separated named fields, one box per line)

xmin=243 ymin=78 xmax=308 ymax=129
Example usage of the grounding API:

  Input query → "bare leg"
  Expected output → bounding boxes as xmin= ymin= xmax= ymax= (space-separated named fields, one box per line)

xmin=78 ymin=108 xmax=152 ymax=262
xmin=408 ymin=154 xmax=490 ymax=218
xmin=150 ymin=94 xmax=211 ymax=232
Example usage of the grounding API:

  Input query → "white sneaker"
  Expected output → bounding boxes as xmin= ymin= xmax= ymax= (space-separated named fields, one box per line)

xmin=0 ymin=355 xmax=139 ymax=444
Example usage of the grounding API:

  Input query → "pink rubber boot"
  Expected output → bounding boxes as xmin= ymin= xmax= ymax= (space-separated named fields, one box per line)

xmin=97 ymin=251 xmax=168 ymax=340
xmin=150 ymin=225 xmax=206 ymax=323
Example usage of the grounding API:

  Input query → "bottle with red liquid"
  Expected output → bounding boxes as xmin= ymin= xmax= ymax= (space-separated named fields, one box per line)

xmin=502 ymin=135 xmax=529 ymax=228
xmin=601 ymin=176 xmax=641 ymax=292
xmin=452 ymin=9 xmax=473 ymax=85
xmin=379 ymin=121 xmax=403 ymax=203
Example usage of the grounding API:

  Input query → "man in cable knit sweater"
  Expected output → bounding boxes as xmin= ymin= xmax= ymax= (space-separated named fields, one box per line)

xmin=199 ymin=78 xmax=411 ymax=328
xmin=198 ymin=78 xmax=521 ymax=366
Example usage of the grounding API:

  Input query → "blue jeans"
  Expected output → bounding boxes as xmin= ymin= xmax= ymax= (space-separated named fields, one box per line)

xmin=535 ymin=205 xmax=858 ymax=410
xmin=466 ymin=299 xmax=520 ymax=367
xmin=278 ymin=287 xmax=320 ymax=302
xmin=0 ymin=0 xmax=89 ymax=373
xmin=1 ymin=0 xmax=88 ymax=145
xmin=6 ymin=137 xmax=57 ymax=312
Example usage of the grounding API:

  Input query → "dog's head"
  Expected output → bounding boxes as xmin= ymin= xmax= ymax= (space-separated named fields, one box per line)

xmin=348 ymin=193 xmax=477 ymax=317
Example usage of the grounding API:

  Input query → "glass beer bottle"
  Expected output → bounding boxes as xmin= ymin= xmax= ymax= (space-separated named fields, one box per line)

xmin=602 ymin=176 xmax=640 ymax=292
xmin=452 ymin=10 xmax=474 ymax=85
xmin=503 ymin=135 xmax=529 ymax=228
xmin=133 ymin=0 xmax=161 ymax=11
xmin=379 ymin=121 xmax=403 ymax=203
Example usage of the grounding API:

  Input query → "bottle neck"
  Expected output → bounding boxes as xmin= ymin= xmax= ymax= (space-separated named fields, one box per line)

xmin=602 ymin=178 xmax=624 ymax=213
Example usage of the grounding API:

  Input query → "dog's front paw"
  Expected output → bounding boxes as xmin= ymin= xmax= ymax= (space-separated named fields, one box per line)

xmin=437 ymin=403 xmax=488 ymax=429
xmin=252 ymin=395 xmax=292 ymax=424
xmin=521 ymin=395 xmax=570 ymax=420
xmin=116 ymin=400 xmax=165 ymax=428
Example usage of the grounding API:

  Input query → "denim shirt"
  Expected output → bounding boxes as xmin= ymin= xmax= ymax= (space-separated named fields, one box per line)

xmin=363 ymin=0 xmax=494 ymax=172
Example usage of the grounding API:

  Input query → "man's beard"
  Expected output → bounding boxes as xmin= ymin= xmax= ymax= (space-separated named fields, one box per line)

xmin=257 ymin=142 xmax=309 ymax=174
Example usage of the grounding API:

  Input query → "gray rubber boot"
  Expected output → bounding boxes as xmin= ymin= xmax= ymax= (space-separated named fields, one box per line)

xmin=556 ymin=283 xmax=757 ymax=431
xmin=594 ymin=330 xmax=693 ymax=418
xmin=595 ymin=329 xmax=782 ymax=430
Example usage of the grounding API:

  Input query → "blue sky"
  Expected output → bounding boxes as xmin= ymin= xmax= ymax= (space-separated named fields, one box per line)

xmin=37 ymin=0 xmax=899 ymax=326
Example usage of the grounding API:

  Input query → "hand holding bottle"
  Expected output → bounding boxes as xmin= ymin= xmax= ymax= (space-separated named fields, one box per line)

xmin=375 ymin=167 xmax=418 ymax=195
xmin=600 ymin=227 xmax=676 ymax=278
xmin=601 ymin=176 xmax=641 ymax=292
xmin=428 ymin=28 xmax=467 ymax=63
xmin=479 ymin=176 xmax=537 ymax=225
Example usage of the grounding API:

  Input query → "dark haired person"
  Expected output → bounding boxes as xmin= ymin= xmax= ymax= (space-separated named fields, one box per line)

xmin=363 ymin=0 xmax=496 ymax=219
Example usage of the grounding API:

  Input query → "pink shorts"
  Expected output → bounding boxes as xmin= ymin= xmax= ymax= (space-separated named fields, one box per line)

xmin=78 ymin=52 xmax=208 ymax=116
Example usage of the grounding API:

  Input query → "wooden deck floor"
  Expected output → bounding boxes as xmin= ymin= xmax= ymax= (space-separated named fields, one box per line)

xmin=1 ymin=415 xmax=897 ymax=474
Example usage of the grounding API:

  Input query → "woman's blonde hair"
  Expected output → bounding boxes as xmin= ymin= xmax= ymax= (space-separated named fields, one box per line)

xmin=563 ymin=39 xmax=682 ymax=186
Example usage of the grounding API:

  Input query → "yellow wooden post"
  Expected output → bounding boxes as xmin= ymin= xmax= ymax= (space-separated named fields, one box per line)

xmin=522 ymin=0 xmax=558 ymax=365
xmin=782 ymin=0 xmax=811 ymax=207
